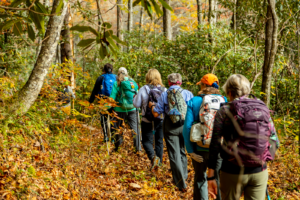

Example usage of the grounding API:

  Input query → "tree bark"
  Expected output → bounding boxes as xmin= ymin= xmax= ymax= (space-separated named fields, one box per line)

xmin=233 ymin=0 xmax=236 ymax=73
xmin=36 ymin=0 xmax=50 ymax=58
xmin=212 ymin=0 xmax=217 ymax=24
xmin=128 ymin=0 xmax=133 ymax=32
xmin=9 ymin=0 xmax=68 ymax=115
xmin=261 ymin=0 xmax=278 ymax=106
xmin=197 ymin=0 xmax=202 ymax=29
xmin=208 ymin=0 xmax=212 ymax=26
xmin=297 ymin=15 xmax=300 ymax=155
xmin=139 ymin=6 xmax=144 ymax=29
xmin=56 ymin=44 xmax=61 ymax=64
xmin=231 ymin=0 xmax=240 ymax=29
xmin=163 ymin=0 xmax=172 ymax=40
xmin=60 ymin=7 xmax=73 ymax=63
xmin=208 ymin=0 xmax=213 ymax=43
xmin=96 ymin=0 xmax=102 ymax=32
xmin=117 ymin=0 xmax=123 ymax=51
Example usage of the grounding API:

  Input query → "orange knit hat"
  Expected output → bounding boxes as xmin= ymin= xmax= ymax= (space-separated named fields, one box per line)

xmin=196 ymin=74 xmax=219 ymax=86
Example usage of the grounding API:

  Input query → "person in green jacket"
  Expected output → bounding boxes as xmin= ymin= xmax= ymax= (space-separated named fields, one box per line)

xmin=110 ymin=67 xmax=141 ymax=152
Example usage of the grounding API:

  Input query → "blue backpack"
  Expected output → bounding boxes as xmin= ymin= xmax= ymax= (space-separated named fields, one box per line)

xmin=100 ymin=73 xmax=116 ymax=96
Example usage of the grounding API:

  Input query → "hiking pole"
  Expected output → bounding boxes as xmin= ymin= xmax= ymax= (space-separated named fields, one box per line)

xmin=136 ymin=108 xmax=141 ymax=151
xmin=101 ymin=115 xmax=109 ymax=155
xmin=107 ymin=114 xmax=111 ymax=141
xmin=266 ymin=186 xmax=271 ymax=200
xmin=103 ymin=115 xmax=109 ymax=155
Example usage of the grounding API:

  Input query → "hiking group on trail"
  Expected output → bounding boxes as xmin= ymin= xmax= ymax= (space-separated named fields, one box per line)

xmin=89 ymin=63 xmax=280 ymax=200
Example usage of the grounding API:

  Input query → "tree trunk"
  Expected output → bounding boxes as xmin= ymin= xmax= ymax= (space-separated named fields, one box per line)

xmin=163 ymin=0 xmax=172 ymax=40
xmin=208 ymin=0 xmax=212 ymax=26
xmin=197 ymin=0 xmax=202 ymax=29
xmin=212 ymin=0 xmax=217 ymax=24
xmin=9 ymin=0 xmax=68 ymax=115
xmin=127 ymin=0 xmax=132 ymax=52
xmin=60 ymin=7 xmax=73 ymax=63
xmin=56 ymin=44 xmax=61 ymax=64
xmin=231 ymin=0 xmax=240 ymax=29
xmin=297 ymin=15 xmax=300 ymax=155
xmin=96 ymin=0 xmax=102 ymax=32
xmin=36 ymin=0 xmax=50 ymax=58
xmin=128 ymin=0 xmax=133 ymax=32
xmin=261 ymin=0 xmax=278 ymax=106
xmin=139 ymin=6 xmax=144 ymax=29
xmin=117 ymin=0 xmax=123 ymax=51
xmin=233 ymin=0 xmax=236 ymax=73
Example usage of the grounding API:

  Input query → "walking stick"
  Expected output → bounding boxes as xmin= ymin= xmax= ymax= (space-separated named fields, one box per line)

xmin=136 ymin=108 xmax=141 ymax=151
xmin=107 ymin=114 xmax=111 ymax=141
xmin=101 ymin=115 xmax=110 ymax=155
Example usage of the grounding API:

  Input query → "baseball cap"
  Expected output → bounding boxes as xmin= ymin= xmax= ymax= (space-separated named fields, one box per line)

xmin=196 ymin=74 xmax=219 ymax=86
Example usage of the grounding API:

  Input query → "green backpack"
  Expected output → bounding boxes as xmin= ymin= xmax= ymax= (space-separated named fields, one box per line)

xmin=118 ymin=78 xmax=138 ymax=110
xmin=167 ymin=88 xmax=187 ymax=125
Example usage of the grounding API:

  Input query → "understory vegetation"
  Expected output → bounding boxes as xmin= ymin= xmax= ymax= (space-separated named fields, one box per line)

xmin=1 ymin=0 xmax=300 ymax=199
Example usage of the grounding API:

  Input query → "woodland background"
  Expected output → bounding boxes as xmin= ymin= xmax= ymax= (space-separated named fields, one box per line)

xmin=0 ymin=0 xmax=300 ymax=199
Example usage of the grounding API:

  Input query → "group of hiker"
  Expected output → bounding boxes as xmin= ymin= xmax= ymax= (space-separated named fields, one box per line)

xmin=89 ymin=63 xmax=280 ymax=200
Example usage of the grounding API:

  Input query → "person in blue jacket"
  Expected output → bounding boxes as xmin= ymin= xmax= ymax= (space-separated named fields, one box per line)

xmin=182 ymin=74 xmax=227 ymax=200
xmin=89 ymin=63 xmax=116 ymax=142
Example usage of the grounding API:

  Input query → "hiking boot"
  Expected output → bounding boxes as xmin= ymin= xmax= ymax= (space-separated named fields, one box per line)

xmin=150 ymin=156 xmax=160 ymax=171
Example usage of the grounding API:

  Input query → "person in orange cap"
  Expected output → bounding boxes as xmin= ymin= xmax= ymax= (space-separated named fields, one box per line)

xmin=196 ymin=73 xmax=219 ymax=88
xmin=182 ymin=74 xmax=227 ymax=200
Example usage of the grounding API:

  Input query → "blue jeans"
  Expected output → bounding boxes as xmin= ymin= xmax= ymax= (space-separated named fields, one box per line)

xmin=192 ymin=151 xmax=222 ymax=200
xmin=141 ymin=120 xmax=164 ymax=163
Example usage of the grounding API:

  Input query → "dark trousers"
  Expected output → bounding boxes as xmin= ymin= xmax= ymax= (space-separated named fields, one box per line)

xmin=141 ymin=121 xmax=164 ymax=163
xmin=163 ymin=116 xmax=188 ymax=190
xmin=192 ymin=151 xmax=222 ymax=200
xmin=113 ymin=110 xmax=141 ymax=152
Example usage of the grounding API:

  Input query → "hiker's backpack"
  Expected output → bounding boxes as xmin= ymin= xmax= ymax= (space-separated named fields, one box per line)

xmin=100 ymin=73 xmax=116 ymax=96
xmin=118 ymin=78 xmax=138 ymax=110
xmin=190 ymin=95 xmax=225 ymax=148
xmin=144 ymin=85 xmax=165 ymax=122
xmin=167 ymin=88 xmax=187 ymax=125
xmin=224 ymin=95 xmax=274 ymax=167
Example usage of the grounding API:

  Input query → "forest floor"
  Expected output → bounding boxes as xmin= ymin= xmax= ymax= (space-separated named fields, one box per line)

xmin=0 ymin=110 xmax=300 ymax=200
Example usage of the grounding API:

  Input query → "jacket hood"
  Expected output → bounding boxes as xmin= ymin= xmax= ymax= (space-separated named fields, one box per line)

xmin=198 ymin=87 xmax=221 ymax=95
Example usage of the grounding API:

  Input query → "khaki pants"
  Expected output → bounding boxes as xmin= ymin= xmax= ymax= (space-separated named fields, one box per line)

xmin=220 ymin=170 xmax=268 ymax=200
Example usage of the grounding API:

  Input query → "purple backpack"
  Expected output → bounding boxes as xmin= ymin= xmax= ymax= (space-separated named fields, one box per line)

xmin=225 ymin=95 xmax=274 ymax=167
xmin=144 ymin=85 xmax=164 ymax=122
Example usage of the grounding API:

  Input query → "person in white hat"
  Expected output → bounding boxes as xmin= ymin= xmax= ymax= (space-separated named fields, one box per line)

xmin=110 ymin=67 xmax=141 ymax=153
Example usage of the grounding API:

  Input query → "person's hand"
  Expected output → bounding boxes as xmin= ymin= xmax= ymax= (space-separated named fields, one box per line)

xmin=148 ymin=101 xmax=155 ymax=108
xmin=189 ymin=153 xmax=203 ymax=163
xmin=208 ymin=179 xmax=218 ymax=199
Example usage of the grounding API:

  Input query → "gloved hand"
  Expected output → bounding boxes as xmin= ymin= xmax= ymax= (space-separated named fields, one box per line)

xmin=189 ymin=153 xmax=203 ymax=163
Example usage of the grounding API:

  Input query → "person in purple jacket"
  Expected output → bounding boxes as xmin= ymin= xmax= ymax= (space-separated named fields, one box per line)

xmin=207 ymin=74 xmax=280 ymax=200
xmin=149 ymin=73 xmax=194 ymax=192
